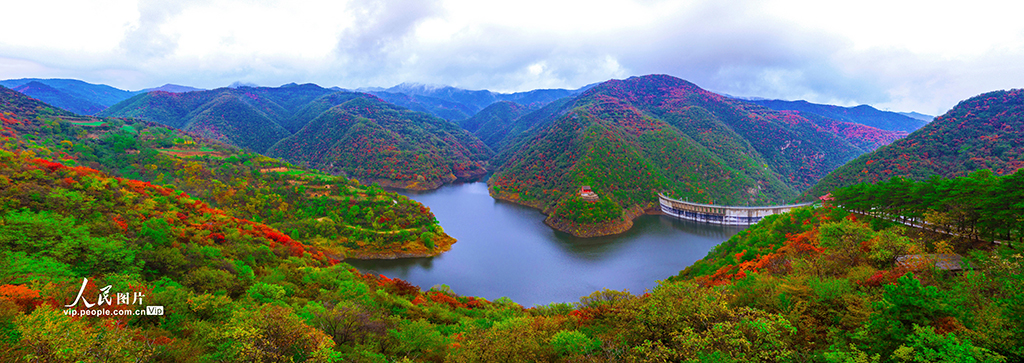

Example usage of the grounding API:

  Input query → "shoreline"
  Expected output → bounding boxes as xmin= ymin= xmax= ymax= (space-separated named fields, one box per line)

xmin=360 ymin=169 xmax=489 ymax=191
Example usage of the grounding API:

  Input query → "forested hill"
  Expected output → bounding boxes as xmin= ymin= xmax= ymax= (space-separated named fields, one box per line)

xmin=458 ymin=100 xmax=533 ymax=149
xmin=487 ymin=74 xmax=873 ymax=236
xmin=11 ymin=81 xmax=107 ymax=115
xmin=474 ymin=97 xmax=575 ymax=152
xmin=99 ymin=85 xmax=491 ymax=190
xmin=97 ymin=84 xmax=336 ymax=153
xmin=458 ymin=100 xmax=529 ymax=133
xmin=0 ymin=85 xmax=77 ymax=119
xmin=749 ymin=98 xmax=928 ymax=132
xmin=794 ymin=111 xmax=909 ymax=152
xmin=265 ymin=94 xmax=493 ymax=190
xmin=806 ymin=88 xmax=1024 ymax=199
xmin=0 ymin=85 xmax=453 ymax=259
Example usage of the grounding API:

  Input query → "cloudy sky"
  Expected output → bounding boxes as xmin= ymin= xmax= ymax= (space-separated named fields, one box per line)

xmin=2 ymin=0 xmax=1022 ymax=115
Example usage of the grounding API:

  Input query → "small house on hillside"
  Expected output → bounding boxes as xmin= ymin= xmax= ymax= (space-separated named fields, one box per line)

xmin=580 ymin=185 xmax=599 ymax=201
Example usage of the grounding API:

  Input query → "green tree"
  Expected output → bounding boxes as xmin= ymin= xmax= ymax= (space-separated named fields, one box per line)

xmin=866 ymin=273 xmax=951 ymax=356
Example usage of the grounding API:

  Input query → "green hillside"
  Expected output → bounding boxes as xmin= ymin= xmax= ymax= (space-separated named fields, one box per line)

xmin=458 ymin=100 xmax=528 ymax=133
xmin=479 ymin=97 xmax=574 ymax=152
xmin=98 ymin=85 xmax=336 ymax=153
xmin=0 ymin=85 xmax=451 ymax=259
xmin=100 ymin=86 xmax=491 ymax=190
xmin=488 ymin=75 xmax=869 ymax=236
xmin=806 ymin=89 xmax=1024 ymax=199
xmin=266 ymin=95 xmax=493 ymax=190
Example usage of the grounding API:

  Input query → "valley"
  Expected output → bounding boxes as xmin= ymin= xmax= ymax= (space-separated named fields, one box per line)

xmin=1 ymin=75 xmax=1021 ymax=362
xmin=5 ymin=0 xmax=1024 ymax=359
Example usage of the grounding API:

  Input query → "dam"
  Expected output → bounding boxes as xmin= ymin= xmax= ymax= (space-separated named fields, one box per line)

xmin=658 ymin=193 xmax=814 ymax=225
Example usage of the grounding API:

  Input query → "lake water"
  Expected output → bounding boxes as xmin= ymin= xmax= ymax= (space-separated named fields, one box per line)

xmin=348 ymin=181 xmax=745 ymax=307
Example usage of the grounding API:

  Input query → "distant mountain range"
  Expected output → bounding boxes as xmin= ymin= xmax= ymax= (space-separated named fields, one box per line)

xmin=139 ymin=84 xmax=206 ymax=93
xmin=0 ymin=78 xmax=137 ymax=115
xmin=0 ymin=78 xmax=203 ymax=115
xmin=898 ymin=111 xmax=934 ymax=122
xmin=358 ymin=82 xmax=595 ymax=121
xmin=806 ymin=88 xmax=1024 ymax=198
xmin=98 ymin=84 xmax=491 ymax=189
xmin=747 ymin=99 xmax=928 ymax=132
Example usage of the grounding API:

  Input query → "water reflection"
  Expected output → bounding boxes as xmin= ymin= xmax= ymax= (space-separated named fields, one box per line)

xmin=350 ymin=182 xmax=744 ymax=307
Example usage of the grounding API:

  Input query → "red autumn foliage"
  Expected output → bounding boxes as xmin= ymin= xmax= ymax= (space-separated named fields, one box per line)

xmin=0 ymin=284 xmax=42 ymax=312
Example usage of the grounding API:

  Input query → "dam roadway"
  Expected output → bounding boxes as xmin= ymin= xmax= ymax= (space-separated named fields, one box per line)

xmin=658 ymin=193 xmax=814 ymax=225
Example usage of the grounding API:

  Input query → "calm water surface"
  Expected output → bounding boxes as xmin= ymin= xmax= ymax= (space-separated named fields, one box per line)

xmin=348 ymin=182 xmax=745 ymax=307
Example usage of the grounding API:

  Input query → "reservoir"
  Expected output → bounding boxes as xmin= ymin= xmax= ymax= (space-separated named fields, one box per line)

xmin=348 ymin=181 xmax=745 ymax=307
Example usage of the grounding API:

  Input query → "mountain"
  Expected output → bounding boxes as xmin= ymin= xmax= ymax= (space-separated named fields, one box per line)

xmin=98 ymin=84 xmax=339 ymax=152
xmin=0 ymin=85 xmax=77 ymax=119
xmin=100 ymin=84 xmax=492 ymax=189
xmin=487 ymin=75 xmax=870 ymax=236
xmin=11 ymin=81 xmax=106 ymax=115
xmin=359 ymin=83 xmax=592 ymax=121
xmin=478 ymin=97 xmax=575 ymax=152
xmin=899 ymin=111 xmax=934 ymax=122
xmin=457 ymin=100 xmax=532 ymax=147
xmin=138 ymin=83 xmax=205 ymax=93
xmin=265 ymin=93 xmax=493 ymax=190
xmin=370 ymin=91 xmax=478 ymax=121
xmin=793 ymin=111 xmax=908 ymax=152
xmin=0 ymin=84 xmax=452 ymax=258
xmin=748 ymin=99 xmax=927 ymax=132
xmin=0 ymin=78 xmax=139 ymax=115
xmin=806 ymin=88 xmax=1024 ymax=198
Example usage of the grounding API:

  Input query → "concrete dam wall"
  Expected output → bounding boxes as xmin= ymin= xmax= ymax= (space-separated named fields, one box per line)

xmin=658 ymin=193 xmax=813 ymax=226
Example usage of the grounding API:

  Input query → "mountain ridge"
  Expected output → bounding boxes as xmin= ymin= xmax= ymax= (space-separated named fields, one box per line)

xmin=805 ymin=88 xmax=1024 ymax=198
xmin=99 ymin=84 xmax=492 ymax=189
xmin=748 ymin=98 xmax=927 ymax=132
